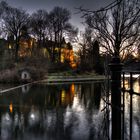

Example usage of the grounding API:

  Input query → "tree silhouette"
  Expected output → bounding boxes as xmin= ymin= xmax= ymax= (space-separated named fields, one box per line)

xmin=1 ymin=2 xmax=29 ymax=62
xmin=48 ymin=7 xmax=77 ymax=62
xmin=30 ymin=10 xmax=48 ymax=49
xmin=80 ymin=0 xmax=140 ymax=60
xmin=78 ymin=28 xmax=103 ymax=73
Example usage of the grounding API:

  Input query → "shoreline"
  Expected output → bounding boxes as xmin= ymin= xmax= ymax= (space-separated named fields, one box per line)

xmin=0 ymin=75 xmax=106 ymax=93
xmin=41 ymin=75 xmax=106 ymax=83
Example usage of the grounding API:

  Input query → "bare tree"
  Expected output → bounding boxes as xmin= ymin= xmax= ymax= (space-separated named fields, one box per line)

xmin=1 ymin=2 xmax=29 ymax=62
xmin=48 ymin=7 xmax=78 ymax=62
xmin=30 ymin=10 xmax=48 ymax=48
xmin=0 ymin=1 xmax=9 ymax=38
xmin=77 ymin=28 xmax=102 ymax=72
xmin=29 ymin=9 xmax=50 ymax=59
xmin=0 ymin=1 xmax=8 ymax=16
xmin=80 ymin=0 xmax=140 ymax=60
xmin=78 ymin=28 xmax=93 ymax=65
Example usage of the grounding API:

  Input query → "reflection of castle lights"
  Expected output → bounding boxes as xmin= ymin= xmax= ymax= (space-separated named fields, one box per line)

xmin=133 ymin=80 xmax=140 ymax=93
xmin=70 ymin=84 xmax=75 ymax=95
xmin=61 ymin=89 xmax=66 ymax=104
xmin=9 ymin=103 xmax=13 ymax=113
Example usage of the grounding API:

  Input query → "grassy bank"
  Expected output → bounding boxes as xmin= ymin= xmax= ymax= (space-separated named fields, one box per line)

xmin=0 ymin=68 xmax=105 ymax=84
xmin=42 ymin=71 xmax=105 ymax=83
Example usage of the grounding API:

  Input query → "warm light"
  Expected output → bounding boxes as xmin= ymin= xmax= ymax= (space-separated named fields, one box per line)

xmin=60 ymin=48 xmax=77 ymax=68
xmin=61 ymin=89 xmax=66 ymax=104
xmin=17 ymin=37 xmax=35 ymax=57
xmin=133 ymin=80 xmax=140 ymax=93
xmin=70 ymin=83 xmax=75 ymax=95
xmin=9 ymin=103 xmax=13 ymax=113
xmin=9 ymin=45 xmax=12 ymax=49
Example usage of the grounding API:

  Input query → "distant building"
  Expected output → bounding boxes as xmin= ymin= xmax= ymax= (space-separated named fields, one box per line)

xmin=4 ymin=32 xmax=76 ymax=68
xmin=19 ymin=37 xmax=36 ymax=57
xmin=0 ymin=38 xmax=13 ymax=69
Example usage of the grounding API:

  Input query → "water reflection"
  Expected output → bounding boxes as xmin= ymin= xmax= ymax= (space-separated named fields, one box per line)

xmin=22 ymin=85 xmax=30 ymax=93
xmin=9 ymin=102 xmax=13 ymax=113
xmin=122 ymin=78 xmax=140 ymax=140
xmin=0 ymin=81 xmax=139 ymax=140
xmin=1 ymin=113 xmax=12 ymax=139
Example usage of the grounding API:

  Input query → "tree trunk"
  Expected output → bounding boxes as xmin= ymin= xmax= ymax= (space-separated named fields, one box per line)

xmin=15 ymin=39 xmax=19 ymax=62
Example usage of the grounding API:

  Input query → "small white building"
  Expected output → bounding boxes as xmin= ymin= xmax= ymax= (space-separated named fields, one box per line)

xmin=19 ymin=68 xmax=31 ymax=82
xmin=21 ymin=70 xmax=30 ymax=80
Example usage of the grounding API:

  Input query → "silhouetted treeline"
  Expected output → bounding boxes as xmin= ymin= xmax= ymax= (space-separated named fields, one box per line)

xmin=1 ymin=0 xmax=139 ymax=73
xmin=0 ymin=1 xmax=78 ymax=70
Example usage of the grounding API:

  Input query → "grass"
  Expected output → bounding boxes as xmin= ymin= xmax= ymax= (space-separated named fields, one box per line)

xmin=46 ymin=70 xmax=105 ymax=81
xmin=48 ymin=70 xmax=97 ymax=76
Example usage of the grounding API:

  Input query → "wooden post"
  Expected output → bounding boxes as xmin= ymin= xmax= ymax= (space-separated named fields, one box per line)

xmin=109 ymin=57 xmax=122 ymax=140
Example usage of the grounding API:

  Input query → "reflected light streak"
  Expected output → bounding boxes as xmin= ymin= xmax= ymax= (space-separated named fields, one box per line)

xmin=61 ymin=89 xmax=66 ymax=104
xmin=70 ymin=83 xmax=75 ymax=95
xmin=133 ymin=80 xmax=140 ymax=93
xmin=29 ymin=109 xmax=40 ymax=126
xmin=30 ymin=113 xmax=35 ymax=120
xmin=9 ymin=103 xmax=13 ymax=113
xmin=121 ymin=80 xmax=129 ymax=90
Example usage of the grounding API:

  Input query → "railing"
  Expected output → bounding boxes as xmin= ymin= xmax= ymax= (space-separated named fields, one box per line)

xmin=102 ymin=67 xmax=140 ymax=140
xmin=122 ymin=71 xmax=140 ymax=140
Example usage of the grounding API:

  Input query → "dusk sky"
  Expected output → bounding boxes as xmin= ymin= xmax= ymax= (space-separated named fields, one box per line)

xmin=4 ymin=0 xmax=114 ymax=31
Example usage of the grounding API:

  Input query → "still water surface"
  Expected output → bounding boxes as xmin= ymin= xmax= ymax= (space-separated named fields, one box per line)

xmin=0 ymin=80 xmax=139 ymax=140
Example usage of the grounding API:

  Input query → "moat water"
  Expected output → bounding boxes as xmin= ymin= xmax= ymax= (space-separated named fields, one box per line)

xmin=0 ymin=79 xmax=139 ymax=140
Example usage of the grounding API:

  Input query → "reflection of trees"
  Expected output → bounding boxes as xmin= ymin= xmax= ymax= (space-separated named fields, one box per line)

xmin=0 ymin=82 xmax=107 ymax=140
xmin=0 ymin=84 xmax=75 ymax=139
xmin=4 ymin=82 xmax=140 ymax=139
xmin=80 ymin=82 xmax=102 ymax=111
xmin=0 ymin=84 xmax=75 ymax=112
xmin=80 ymin=82 xmax=110 ymax=140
